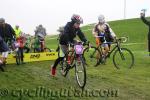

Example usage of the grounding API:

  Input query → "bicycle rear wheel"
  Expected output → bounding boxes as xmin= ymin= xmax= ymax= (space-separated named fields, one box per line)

xmin=113 ymin=48 xmax=134 ymax=69
xmin=75 ymin=56 xmax=86 ymax=89
xmin=83 ymin=46 xmax=101 ymax=66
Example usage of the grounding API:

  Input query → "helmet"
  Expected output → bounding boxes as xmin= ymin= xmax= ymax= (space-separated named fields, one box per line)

xmin=98 ymin=14 xmax=105 ymax=24
xmin=0 ymin=18 xmax=5 ymax=23
xmin=71 ymin=14 xmax=83 ymax=24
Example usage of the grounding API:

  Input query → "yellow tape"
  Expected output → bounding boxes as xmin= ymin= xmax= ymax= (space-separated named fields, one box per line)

xmin=4 ymin=52 xmax=58 ymax=64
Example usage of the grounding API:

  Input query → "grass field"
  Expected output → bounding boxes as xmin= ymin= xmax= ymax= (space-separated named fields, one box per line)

xmin=0 ymin=18 xmax=150 ymax=100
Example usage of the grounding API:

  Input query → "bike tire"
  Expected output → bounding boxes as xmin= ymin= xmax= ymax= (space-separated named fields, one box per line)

xmin=83 ymin=46 xmax=101 ymax=66
xmin=113 ymin=48 xmax=134 ymax=69
xmin=75 ymin=56 xmax=86 ymax=89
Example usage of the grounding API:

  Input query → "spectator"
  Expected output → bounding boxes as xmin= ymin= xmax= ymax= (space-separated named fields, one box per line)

xmin=140 ymin=9 xmax=150 ymax=56
xmin=0 ymin=18 xmax=15 ymax=67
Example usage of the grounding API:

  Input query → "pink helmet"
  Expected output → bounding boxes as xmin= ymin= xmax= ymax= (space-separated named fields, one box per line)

xmin=71 ymin=14 xmax=83 ymax=24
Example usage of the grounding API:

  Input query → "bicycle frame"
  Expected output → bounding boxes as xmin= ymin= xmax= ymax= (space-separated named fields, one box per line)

xmin=83 ymin=37 xmax=134 ymax=68
xmin=60 ymin=42 xmax=86 ymax=88
xmin=39 ymin=39 xmax=45 ymax=52
xmin=62 ymin=42 xmax=84 ymax=70
xmin=67 ymin=48 xmax=75 ymax=67
xmin=97 ymin=39 xmax=122 ymax=59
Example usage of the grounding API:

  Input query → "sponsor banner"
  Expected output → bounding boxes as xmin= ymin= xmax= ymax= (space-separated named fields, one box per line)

xmin=3 ymin=52 xmax=58 ymax=64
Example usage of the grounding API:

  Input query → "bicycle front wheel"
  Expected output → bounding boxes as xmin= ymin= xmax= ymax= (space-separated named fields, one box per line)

xmin=75 ymin=56 xmax=86 ymax=89
xmin=113 ymin=48 xmax=134 ymax=69
xmin=83 ymin=46 xmax=101 ymax=66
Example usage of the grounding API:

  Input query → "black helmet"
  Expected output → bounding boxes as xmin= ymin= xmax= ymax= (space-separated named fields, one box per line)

xmin=71 ymin=14 xmax=83 ymax=24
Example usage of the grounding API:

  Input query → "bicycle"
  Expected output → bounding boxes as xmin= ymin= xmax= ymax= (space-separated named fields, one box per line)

xmin=83 ymin=37 xmax=134 ymax=69
xmin=39 ymin=38 xmax=51 ymax=52
xmin=59 ymin=42 xmax=86 ymax=89
xmin=28 ymin=36 xmax=51 ymax=53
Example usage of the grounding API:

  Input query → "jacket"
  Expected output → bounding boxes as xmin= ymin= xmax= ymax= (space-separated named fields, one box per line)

xmin=141 ymin=16 xmax=150 ymax=39
xmin=59 ymin=21 xmax=87 ymax=45
xmin=0 ymin=23 xmax=15 ymax=42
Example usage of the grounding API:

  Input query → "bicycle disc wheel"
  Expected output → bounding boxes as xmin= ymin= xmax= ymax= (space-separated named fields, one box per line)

xmin=16 ymin=50 xmax=21 ymax=65
xmin=83 ymin=46 xmax=101 ymax=66
xmin=75 ymin=56 xmax=86 ymax=89
xmin=113 ymin=48 xmax=134 ymax=69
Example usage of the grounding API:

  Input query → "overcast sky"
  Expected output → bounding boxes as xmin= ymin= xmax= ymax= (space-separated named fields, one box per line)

xmin=0 ymin=0 xmax=150 ymax=35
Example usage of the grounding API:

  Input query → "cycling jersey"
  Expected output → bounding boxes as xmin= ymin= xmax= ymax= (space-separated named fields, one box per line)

xmin=93 ymin=22 xmax=116 ymax=43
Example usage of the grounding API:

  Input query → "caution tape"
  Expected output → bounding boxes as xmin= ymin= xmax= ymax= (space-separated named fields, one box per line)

xmin=5 ymin=52 xmax=58 ymax=64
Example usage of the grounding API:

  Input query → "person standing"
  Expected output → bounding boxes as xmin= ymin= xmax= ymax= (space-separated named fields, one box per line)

xmin=16 ymin=33 xmax=26 ymax=64
xmin=34 ymin=25 xmax=47 ymax=52
xmin=140 ymin=9 xmax=150 ymax=56
xmin=14 ymin=25 xmax=22 ymax=39
xmin=0 ymin=18 xmax=15 ymax=71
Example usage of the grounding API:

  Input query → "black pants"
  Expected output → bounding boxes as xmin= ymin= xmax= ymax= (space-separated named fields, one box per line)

xmin=0 ymin=36 xmax=9 ymax=52
xmin=53 ymin=45 xmax=68 ymax=68
xmin=53 ymin=57 xmax=64 ymax=68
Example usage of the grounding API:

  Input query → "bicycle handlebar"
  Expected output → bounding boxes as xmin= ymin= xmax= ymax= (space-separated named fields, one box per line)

xmin=95 ymin=36 xmax=104 ymax=38
xmin=68 ymin=41 xmax=90 ymax=51
xmin=95 ymin=35 xmax=128 ymax=43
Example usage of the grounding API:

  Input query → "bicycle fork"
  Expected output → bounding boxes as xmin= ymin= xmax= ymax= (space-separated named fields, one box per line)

xmin=118 ymin=48 xmax=125 ymax=60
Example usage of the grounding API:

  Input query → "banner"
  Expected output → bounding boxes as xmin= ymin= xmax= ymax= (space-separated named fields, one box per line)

xmin=5 ymin=52 xmax=58 ymax=64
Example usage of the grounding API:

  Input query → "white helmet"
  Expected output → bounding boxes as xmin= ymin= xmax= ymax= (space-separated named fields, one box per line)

xmin=98 ymin=14 xmax=105 ymax=24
